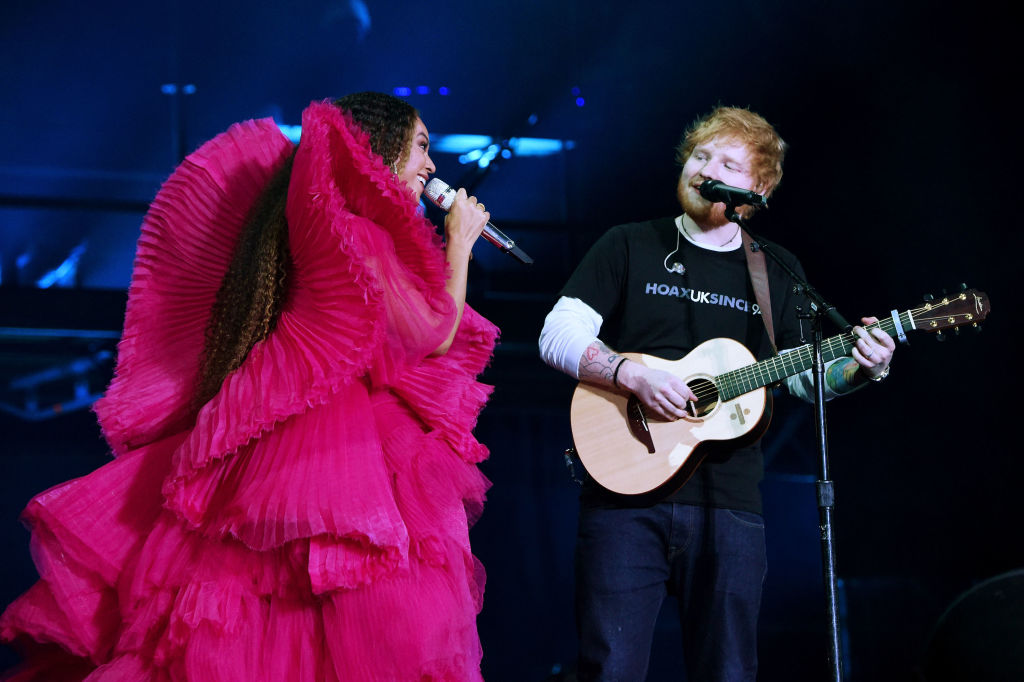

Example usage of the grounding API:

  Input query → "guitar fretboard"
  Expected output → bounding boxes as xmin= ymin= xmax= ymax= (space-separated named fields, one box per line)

xmin=716 ymin=309 xmax=917 ymax=401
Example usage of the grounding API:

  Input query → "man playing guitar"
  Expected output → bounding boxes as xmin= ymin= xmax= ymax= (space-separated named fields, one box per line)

xmin=538 ymin=105 xmax=895 ymax=682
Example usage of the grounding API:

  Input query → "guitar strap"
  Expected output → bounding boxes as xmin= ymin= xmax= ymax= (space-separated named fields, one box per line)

xmin=740 ymin=229 xmax=777 ymax=354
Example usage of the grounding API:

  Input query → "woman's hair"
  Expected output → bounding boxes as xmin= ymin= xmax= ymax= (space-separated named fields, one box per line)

xmin=334 ymin=91 xmax=420 ymax=170
xmin=675 ymin=106 xmax=787 ymax=195
xmin=193 ymin=92 xmax=418 ymax=409
xmin=193 ymin=152 xmax=295 ymax=409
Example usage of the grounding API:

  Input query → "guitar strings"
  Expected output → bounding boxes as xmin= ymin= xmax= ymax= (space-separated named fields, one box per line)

xmin=679 ymin=300 xmax=969 ymax=404
xmin=685 ymin=315 xmax=901 ymax=403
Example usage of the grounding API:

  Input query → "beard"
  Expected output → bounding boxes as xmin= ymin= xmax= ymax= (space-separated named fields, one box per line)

xmin=677 ymin=178 xmax=754 ymax=227
xmin=677 ymin=179 xmax=729 ymax=228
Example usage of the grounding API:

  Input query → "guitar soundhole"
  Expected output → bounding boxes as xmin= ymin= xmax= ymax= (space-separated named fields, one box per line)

xmin=686 ymin=378 xmax=718 ymax=418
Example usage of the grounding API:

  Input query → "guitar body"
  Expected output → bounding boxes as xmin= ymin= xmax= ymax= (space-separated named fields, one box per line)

xmin=568 ymin=287 xmax=991 ymax=496
xmin=570 ymin=338 xmax=771 ymax=495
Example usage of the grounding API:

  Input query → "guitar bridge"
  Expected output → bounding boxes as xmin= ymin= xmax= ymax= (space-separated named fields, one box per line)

xmin=626 ymin=395 xmax=656 ymax=454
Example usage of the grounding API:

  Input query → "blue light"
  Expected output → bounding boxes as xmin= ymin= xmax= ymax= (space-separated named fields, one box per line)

xmin=508 ymin=137 xmax=565 ymax=156
xmin=416 ymin=85 xmax=430 ymax=95
xmin=528 ymin=114 xmax=538 ymax=126
xmin=393 ymin=87 xmax=412 ymax=97
xmin=438 ymin=86 xmax=450 ymax=95
xmin=278 ymin=124 xmax=302 ymax=143
xmin=160 ymin=83 xmax=196 ymax=95
xmin=431 ymin=134 xmax=493 ymax=153
xmin=575 ymin=97 xmax=585 ymax=107
xmin=272 ymin=125 xmax=575 ymax=163
xmin=350 ymin=0 xmax=372 ymax=39
xmin=442 ymin=135 xmax=576 ymax=161
xmin=37 ymin=242 xmax=87 ymax=289
xmin=477 ymin=144 xmax=501 ymax=168
xmin=572 ymin=86 xmax=581 ymax=96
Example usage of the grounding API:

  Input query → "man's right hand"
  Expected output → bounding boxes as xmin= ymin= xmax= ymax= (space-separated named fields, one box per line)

xmin=616 ymin=361 xmax=697 ymax=421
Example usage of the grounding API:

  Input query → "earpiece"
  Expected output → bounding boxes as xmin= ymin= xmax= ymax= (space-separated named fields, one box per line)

xmin=667 ymin=228 xmax=684 ymax=276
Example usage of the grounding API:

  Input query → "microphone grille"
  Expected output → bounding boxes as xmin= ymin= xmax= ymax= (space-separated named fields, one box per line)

xmin=698 ymin=179 xmax=720 ymax=202
xmin=424 ymin=178 xmax=456 ymax=210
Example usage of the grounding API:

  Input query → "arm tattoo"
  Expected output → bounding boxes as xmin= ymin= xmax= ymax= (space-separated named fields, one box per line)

xmin=578 ymin=340 xmax=622 ymax=384
xmin=826 ymin=357 xmax=863 ymax=395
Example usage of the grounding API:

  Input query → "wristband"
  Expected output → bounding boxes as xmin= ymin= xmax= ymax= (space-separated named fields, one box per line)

xmin=612 ymin=357 xmax=628 ymax=388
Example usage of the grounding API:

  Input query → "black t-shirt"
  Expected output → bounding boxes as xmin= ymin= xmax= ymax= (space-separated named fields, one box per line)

xmin=561 ymin=217 xmax=809 ymax=513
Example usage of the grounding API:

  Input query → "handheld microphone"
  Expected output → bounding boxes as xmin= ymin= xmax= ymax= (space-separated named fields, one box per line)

xmin=698 ymin=179 xmax=767 ymax=209
xmin=423 ymin=178 xmax=533 ymax=265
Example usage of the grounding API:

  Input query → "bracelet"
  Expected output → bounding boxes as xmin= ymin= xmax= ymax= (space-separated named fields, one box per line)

xmin=870 ymin=365 xmax=890 ymax=382
xmin=612 ymin=357 xmax=628 ymax=388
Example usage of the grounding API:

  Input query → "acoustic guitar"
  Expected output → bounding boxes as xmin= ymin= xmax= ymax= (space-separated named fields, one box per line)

xmin=570 ymin=288 xmax=990 ymax=495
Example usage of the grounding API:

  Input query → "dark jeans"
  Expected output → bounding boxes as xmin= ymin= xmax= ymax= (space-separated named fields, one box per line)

xmin=575 ymin=502 xmax=767 ymax=682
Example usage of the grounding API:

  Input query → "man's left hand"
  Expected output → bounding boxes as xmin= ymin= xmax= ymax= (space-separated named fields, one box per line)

xmin=851 ymin=316 xmax=895 ymax=380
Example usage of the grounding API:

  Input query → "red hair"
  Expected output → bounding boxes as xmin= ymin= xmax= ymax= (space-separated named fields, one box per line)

xmin=676 ymin=106 xmax=787 ymax=195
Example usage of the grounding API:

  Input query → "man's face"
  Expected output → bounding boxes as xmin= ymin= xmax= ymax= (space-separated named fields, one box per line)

xmin=677 ymin=138 xmax=759 ymax=227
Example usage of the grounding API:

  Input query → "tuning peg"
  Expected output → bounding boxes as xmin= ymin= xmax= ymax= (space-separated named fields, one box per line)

xmin=935 ymin=331 xmax=946 ymax=342
xmin=960 ymin=283 xmax=968 ymax=291
xmin=954 ymin=327 xmax=961 ymax=336
xmin=923 ymin=293 xmax=934 ymax=302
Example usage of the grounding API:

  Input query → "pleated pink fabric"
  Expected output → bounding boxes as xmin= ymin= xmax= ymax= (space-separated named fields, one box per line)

xmin=1 ymin=101 xmax=499 ymax=681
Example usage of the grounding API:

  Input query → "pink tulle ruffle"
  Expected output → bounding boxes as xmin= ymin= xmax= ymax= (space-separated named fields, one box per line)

xmin=2 ymin=101 xmax=497 ymax=682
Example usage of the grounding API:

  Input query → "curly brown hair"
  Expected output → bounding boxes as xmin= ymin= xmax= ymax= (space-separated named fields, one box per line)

xmin=193 ymin=152 xmax=295 ymax=409
xmin=334 ymin=92 xmax=419 ymax=171
xmin=193 ymin=93 xmax=419 ymax=410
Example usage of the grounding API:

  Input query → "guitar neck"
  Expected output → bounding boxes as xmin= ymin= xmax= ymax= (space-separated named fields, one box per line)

xmin=716 ymin=309 xmax=915 ymax=400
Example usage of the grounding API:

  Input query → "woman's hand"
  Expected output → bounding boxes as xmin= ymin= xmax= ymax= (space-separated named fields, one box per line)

xmin=444 ymin=188 xmax=488 ymax=260
xmin=433 ymin=188 xmax=488 ymax=355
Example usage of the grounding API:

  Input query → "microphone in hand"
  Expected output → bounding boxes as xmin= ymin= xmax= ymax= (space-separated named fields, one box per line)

xmin=424 ymin=178 xmax=533 ymax=265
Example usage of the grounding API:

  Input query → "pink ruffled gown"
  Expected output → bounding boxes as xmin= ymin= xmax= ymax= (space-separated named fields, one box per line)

xmin=0 ymin=101 xmax=499 ymax=682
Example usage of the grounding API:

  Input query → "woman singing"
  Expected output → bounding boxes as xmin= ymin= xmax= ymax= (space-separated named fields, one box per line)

xmin=1 ymin=92 xmax=498 ymax=681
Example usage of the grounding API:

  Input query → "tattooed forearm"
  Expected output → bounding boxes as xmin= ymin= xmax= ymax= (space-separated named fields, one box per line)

xmin=826 ymin=357 xmax=864 ymax=395
xmin=577 ymin=340 xmax=623 ymax=385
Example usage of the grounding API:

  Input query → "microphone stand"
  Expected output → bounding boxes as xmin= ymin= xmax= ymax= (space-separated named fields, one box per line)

xmin=727 ymin=205 xmax=849 ymax=682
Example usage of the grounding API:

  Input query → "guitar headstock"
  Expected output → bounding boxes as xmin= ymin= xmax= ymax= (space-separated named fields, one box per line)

xmin=916 ymin=286 xmax=990 ymax=337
